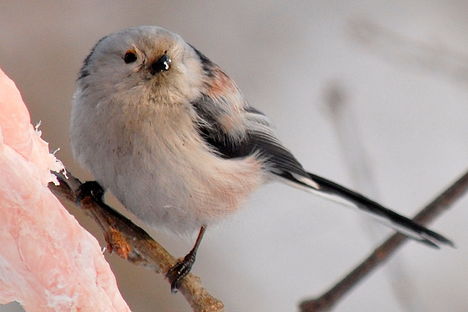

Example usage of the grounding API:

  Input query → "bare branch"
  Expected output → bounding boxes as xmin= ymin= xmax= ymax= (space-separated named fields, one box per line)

xmin=49 ymin=171 xmax=224 ymax=312
xmin=299 ymin=170 xmax=468 ymax=312
xmin=323 ymin=82 xmax=417 ymax=311
xmin=349 ymin=19 xmax=468 ymax=85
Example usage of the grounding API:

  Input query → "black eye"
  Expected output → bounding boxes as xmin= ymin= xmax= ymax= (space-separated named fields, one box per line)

xmin=123 ymin=51 xmax=137 ymax=64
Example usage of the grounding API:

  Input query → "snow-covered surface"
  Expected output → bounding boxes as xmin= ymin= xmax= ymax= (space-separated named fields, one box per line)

xmin=0 ymin=69 xmax=130 ymax=312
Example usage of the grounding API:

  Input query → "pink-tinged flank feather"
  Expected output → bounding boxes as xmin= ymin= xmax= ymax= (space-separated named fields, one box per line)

xmin=0 ymin=68 xmax=131 ymax=312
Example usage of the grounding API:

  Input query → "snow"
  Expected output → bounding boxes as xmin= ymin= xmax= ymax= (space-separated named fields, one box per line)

xmin=0 ymin=68 xmax=131 ymax=312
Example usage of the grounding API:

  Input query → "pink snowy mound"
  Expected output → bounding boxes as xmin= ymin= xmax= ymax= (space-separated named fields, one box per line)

xmin=0 ymin=68 xmax=131 ymax=312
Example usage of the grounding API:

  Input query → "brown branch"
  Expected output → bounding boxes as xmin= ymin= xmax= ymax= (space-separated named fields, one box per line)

xmin=300 ymin=170 xmax=468 ymax=312
xmin=48 ymin=171 xmax=224 ymax=312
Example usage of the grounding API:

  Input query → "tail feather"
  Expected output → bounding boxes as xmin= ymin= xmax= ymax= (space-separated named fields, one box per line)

xmin=277 ymin=171 xmax=454 ymax=248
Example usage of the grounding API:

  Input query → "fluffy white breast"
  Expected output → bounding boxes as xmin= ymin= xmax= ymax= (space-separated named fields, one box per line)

xmin=71 ymin=89 xmax=265 ymax=234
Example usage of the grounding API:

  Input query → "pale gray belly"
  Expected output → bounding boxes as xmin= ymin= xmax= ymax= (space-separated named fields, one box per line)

xmin=92 ymin=141 xmax=265 ymax=235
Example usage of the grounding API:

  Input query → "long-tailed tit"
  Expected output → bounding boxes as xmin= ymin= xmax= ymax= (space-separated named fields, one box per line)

xmin=70 ymin=26 xmax=453 ymax=291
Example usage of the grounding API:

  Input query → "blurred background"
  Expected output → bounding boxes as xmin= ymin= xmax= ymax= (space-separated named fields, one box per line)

xmin=1 ymin=1 xmax=467 ymax=311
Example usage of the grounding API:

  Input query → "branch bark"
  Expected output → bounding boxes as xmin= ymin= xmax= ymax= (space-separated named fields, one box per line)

xmin=299 ymin=170 xmax=468 ymax=312
xmin=48 ymin=172 xmax=224 ymax=312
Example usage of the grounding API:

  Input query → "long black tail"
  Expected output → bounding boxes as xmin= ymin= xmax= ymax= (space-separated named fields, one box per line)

xmin=278 ymin=171 xmax=454 ymax=248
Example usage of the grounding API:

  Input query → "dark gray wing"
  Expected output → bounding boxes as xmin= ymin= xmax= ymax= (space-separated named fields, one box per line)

xmin=192 ymin=99 xmax=308 ymax=178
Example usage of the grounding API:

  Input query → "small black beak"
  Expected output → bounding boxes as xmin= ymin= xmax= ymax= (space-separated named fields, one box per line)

xmin=150 ymin=54 xmax=171 ymax=75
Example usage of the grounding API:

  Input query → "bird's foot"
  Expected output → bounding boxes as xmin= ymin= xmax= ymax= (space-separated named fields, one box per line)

xmin=77 ymin=181 xmax=105 ymax=203
xmin=166 ymin=251 xmax=197 ymax=293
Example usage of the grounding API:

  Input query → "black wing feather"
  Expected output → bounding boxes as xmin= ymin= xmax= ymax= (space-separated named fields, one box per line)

xmin=192 ymin=97 xmax=308 ymax=177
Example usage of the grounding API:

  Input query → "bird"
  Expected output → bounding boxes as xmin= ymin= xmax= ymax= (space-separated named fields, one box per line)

xmin=70 ymin=25 xmax=453 ymax=292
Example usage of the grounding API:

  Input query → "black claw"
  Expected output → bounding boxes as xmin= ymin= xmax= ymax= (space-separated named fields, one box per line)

xmin=77 ymin=181 xmax=105 ymax=203
xmin=166 ymin=226 xmax=206 ymax=293
xmin=166 ymin=252 xmax=196 ymax=293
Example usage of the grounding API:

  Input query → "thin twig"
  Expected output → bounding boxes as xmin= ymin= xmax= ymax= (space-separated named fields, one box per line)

xmin=49 ymin=171 xmax=224 ymax=312
xmin=299 ymin=170 xmax=468 ymax=312
xmin=324 ymin=82 xmax=416 ymax=311
xmin=349 ymin=19 xmax=468 ymax=86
